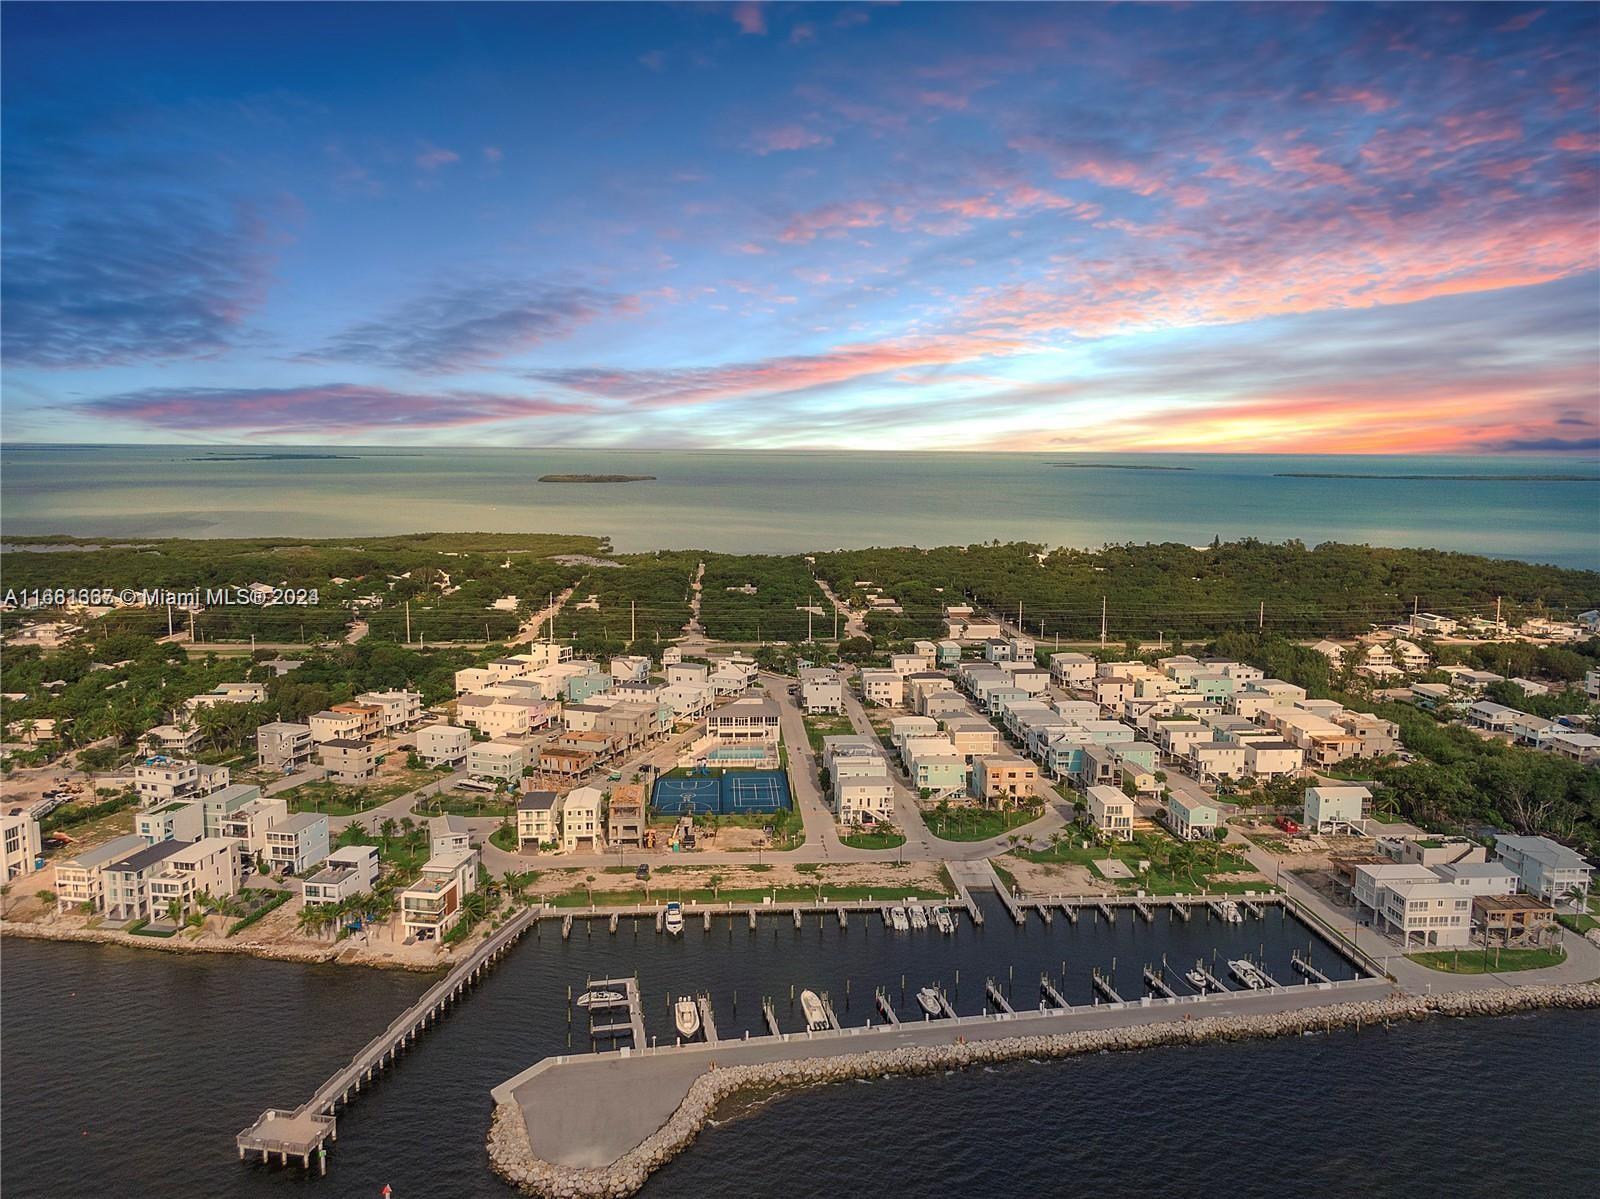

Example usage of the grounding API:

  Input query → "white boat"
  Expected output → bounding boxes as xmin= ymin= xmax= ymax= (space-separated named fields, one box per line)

xmin=916 ymin=987 xmax=943 ymax=1017
xmin=663 ymin=902 xmax=684 ymax=936
xmin=1185 ymin=966 xmax=1209 ymax=992
xmin=1229 ymin=959 xmax=1270 ymax=990
xmin=890 ymin=905 xmax=910 ymax=932
xmin=674 ymin=996 xmax=701 ymax=1039
xmin=908 ymin=904 xmax=929 ymax=930
xmin=799 ymin=989 xmax=830 ymax=1032
xmin=1217 ymin=900 xmax=1244 ymax=924
xmin=575 ymin=989 xmax=624 ymax=1008
xmin=932 ymin=905 xmax=955 ymax=935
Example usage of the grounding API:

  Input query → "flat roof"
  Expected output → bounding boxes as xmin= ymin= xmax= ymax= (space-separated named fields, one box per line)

xmin=109 ymin=840 xmax=187 ymax=873
xmin=322 ymin=738 xmax=369 ymax=749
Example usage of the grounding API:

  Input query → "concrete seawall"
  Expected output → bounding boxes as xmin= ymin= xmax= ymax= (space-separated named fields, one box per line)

xmin=487 ymin=982 xmax=1600 ymax=1199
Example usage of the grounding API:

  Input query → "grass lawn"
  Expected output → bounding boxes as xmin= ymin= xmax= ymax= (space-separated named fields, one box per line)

xmin=990 ymin=859 xmax=1018 ymax=893
xmin=282 ymin=768 xmax=441 ymax=815
xmin=841 ymin=829 xmax=906 ymax=850
xmin=414 ymin=792 xmax=513 ymax=818
xmin=802 ymin=713 xmax=856 ymax=752
xmin=1012 ymin=831 xmax=1265 ymax=895
xmin=926 ymin=807 xmax=1038 ymax=842
xmin=1407 ymin=945 xmax=1568 ymax=974
xmin=546 ymin=880 xmax=949 ymax=908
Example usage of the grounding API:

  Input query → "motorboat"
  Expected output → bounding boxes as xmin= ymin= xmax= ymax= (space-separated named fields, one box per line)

xmin=664 ymin=901 xmax=684 ymax=936
xmin=1185 ymin=964 xmax=1210 ymax=992
xmin=908 ymin=904 xmax=929 ymax=930
xmin=1229 ymin=959 xmax=1270 ymax=990
xmin=1216 ymin=900 xmax=1244 ymax=924
xmin=575 ymin=989 xmax=624 ymax=1008
xmin=932 ymin=905 xmax=955 ymax=935
xmin=800 ymin=989 xmax=830 ymax=1032
xmin=674 ymin=996 xmax=701 ymax=1039
xmin=915 ymin=987 xmax=943 ymax=1017
xmin=890 ymin=906 xmax=910 ymax=932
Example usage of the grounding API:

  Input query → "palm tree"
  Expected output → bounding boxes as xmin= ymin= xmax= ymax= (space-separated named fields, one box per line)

xmin=462 ymin=892 xmax=490 ymax=923
xmin=164 ymin=896 xmax=184 ymax=926
xmin=709 ymin=872 xmax=724 ymax=899
xmin=380 ymin=817 xmax=399 ymax=841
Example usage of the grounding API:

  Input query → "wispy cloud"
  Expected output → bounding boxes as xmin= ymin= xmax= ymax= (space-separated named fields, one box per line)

xmin=302 ymin=280 xmax=637 ymax=373
xmin=415 ymin=142 xmax=460 ymax=170
xmin=746 ymin=124 xmax=833 ymax=155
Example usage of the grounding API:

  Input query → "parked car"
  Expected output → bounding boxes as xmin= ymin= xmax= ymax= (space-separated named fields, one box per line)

xmin=635 ymin=864 xmax=650 ymax=881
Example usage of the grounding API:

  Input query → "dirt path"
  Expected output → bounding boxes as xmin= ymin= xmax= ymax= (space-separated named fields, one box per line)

xmin=814 ymin=577 xmax=865 ymax=639
xmin=680 ymin=561 xmax=706 ymax=642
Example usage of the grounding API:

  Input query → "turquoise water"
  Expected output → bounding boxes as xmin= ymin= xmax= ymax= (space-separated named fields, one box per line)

xmin=2 ymin=445 xmax=1597 ymax=568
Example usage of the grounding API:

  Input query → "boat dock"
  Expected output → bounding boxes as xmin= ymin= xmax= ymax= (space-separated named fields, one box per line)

xmin=587 ymin=977 xmax=647 ymax=1045
xmin=875 ymin=987 xmax=901 ymax=1027
xmin=1134 ymin=901 xmax=1154 ymax=923
xmin=929 ymin=985 xmax=958 ymax=1019
xmin=1290 ymin=949 xmax=1332 ymax=983
xmin=1058 ymin=901 xmax=1078 ymax=924
xmin=695 ymin=995 xmax=719 ymax=1044
xmin=762 ymin=996 xmax=781 ymax=1036
xmin=1095 ymin=901 xmax=1116 ymax=923
xmin=1193 ymin=962 xmax=1229 ymax=993
xmin=1039 ymin=975 xmax=1068 ymax=1009
xmin=984 ymin=977 xmax=1015 ymax=1014
xmin=1242 ymin=899 xmax=1266 ymax=919
xmin=1091 ymin=967 xmax=1123 ymax=1003
xmin=1142 ymin=965 xmax=1176 ymax=999
xmin=237 ymin=903 xmax=539 ymax=1172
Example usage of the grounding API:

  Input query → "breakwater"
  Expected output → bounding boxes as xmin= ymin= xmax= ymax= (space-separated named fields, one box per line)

xmin=486 ymin=982 xmax=1600 ymax=1199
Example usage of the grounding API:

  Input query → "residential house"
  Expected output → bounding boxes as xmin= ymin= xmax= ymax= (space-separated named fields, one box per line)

xmin=1493 ymin=835 xmax=1593 ymax=908
xmin=467 ymin=740 xmax=525 ymax=782
xmin=666 ymin=662 xmax=710 ymax=687
xmin=429 ymin=814 xmax=472 ymax=857
xmin=1086 ymin=784 xmax=1134 ymax=842
xmin=1466 ymin=701 xmax=1519 ymax=734
xmin=134 ymin=800 xmax=204 ymax=846
xmin=706 ymin=696 xmax=782 ymax=746
xmin=516 ymin=791 xmax=560 ymax=850
xmin=319 ymin=738 xmax=375 ymax=784
xmin=1243 ymin=740 xmax=1304 ymax=779
xmin=219 ymin=797 xmax=289 ymax=864
xmin=559 ymin=787 xmax=605 ymax=853
xmin=184 ymin=681 xmax=268 ymax=711
xmin=1304 ymin=785 xmax=1370 ymax=834
xmin=265 ymin=812 xmax=330 ymax=875
xmin=606 ymin=784 xmax=647 ymax=849
xmin=1331 ymin=711 xmax=1400 ymax=758
xmin=134 ymin=757 xmax=228 ymax=806
xmin=1355 ymin=864 xmax=1472 ymax=947
xmin=102 ymin=841 xmax=187 ymax=921
xmin=1049 ymin=652 xmax=1096 ymax=688
xmin=1164 ymin=793 xmax=1218 ymax=841
xmin=1188 ymin=741 xmax=1246 ymax=782
xmin=144 ymin=723 xmax=204 ymax=756
xmin=417 ymin=723 xmax=471 ymax=768
xmin=400 ymin=848 xmax=479 ymax=940
xmin=256 ymin=721 xmax=313 ymax=772
xmin=354 ymin=689 xmax=424 ymax=731
xmin=610 ymin=655 xmax=651 ymax=683
xmin=2 ymin=811 xmax=42 ymax=883
xmin=301 ymin=845 xmax=380 ymax=904
xmin=1474 ymin=894 xmax=1557 ymax=946
xmin=53 ymin=833 xmax=144 ymax=911
xmin=308 ymin=710 xmax=364 ymax=743
xmin=971 ymin=754 xmax=1038 ymax=806
xmin=860 ymin=670 xmax=905 ymax=707
xmin=1537 ymin=728 xmax=1600 ymax=766
xmin=146 ymin=837 xmax=241 ymax=920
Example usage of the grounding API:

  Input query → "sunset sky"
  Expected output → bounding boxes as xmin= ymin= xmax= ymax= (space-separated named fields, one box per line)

xmin=3 ymin=1 xmax=1597 ymax=453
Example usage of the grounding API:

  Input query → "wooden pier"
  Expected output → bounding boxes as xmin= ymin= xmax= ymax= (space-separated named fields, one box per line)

xmin=586 ymin=977 xmax=647 ymax=1046
xmin=1058 ymin=901 xmax=1078 ymax=925
xmin=703 ymin=910 xmax=712 ymax=932
xmin=1242 ymin=899 xmax=1265 ymax=919
xmin=1095 ymin=901 xmax=1116 ymax=923
xmin=696 ymin=995 xmax=719 ymax=1044
xmin=1142 ymin=965 xmax=1176 ymax=999
xmin=1134 ymin=901 xmax=1154 ymax=923
xmin=930 ymin=986 xmax=958 ymax=1019
xmin=875 ymin=987 xmax=901 ymax=1027
xmin=1091 ymin=967 xmax=1123 ymax=1004
xmin=1290 ymin=949 xmax=1332 ymax=983
xmin=1039 ymin=975 xmax=1068 ymax=1010
xmin=1171 ymin=902 xmax=1191 ymax=922
xmin=237 ymin=903 xmax=539 ymax=1172
xmin=762 ymin=996 xmax=781 ymax=1037
xmin=793 ymin=907 xmax=803 ymax=931
xmin=984 ymin=977 xmax=1015 ymax=1014
xmin=996 ymin=886 xmax=1026 ymax=926
xmin=748 ymin=909 xmax=757 ymax=931
xmin=1192 ymin=963 xmax=1228 ymax=994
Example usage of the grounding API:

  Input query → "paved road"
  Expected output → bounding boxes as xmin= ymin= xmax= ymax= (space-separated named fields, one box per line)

xmin=498 ymin=975 xmax=1395 ymax=1169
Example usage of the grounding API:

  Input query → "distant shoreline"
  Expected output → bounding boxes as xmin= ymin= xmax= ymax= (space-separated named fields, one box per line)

xmin=538 ymin=474 xmax=656 ymax=483
xmin=1275 ymin=472 xmax=1600 ymax=482
xmin=1049 ymin=462 xmax=1194 ymax=472
xmin=189 ymin=454 xmax=363 ymax=462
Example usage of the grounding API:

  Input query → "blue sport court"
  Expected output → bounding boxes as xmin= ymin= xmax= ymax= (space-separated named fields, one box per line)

xmin=651 ymin=770 xmax=791 ymax=815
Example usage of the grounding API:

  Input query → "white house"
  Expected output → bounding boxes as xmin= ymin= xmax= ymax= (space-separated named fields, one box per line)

xmin=1304 ymin=785 xmax=1370 ymax=834
xmin=1086 ymin=784 xmax=1133 ymax=842
xmin=417 ymin=723 xmax=471 ymax=767
xmin=467 ymin=740 xmax=525 ymax=782
xmin=799 ymin=668 xmax=845 ymax=714
xmin=265 ymin=812 xmax=330 ymax=875
xmin=301 ymin=844 xmax=380 ymax=905
xmin=1494 ymin=835 xmax=1593 ymax=908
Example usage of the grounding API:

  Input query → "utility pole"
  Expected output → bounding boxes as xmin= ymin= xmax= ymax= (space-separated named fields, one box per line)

xmin=189 ymin=609 xmax=196 ymax=642
xmin=1411 ymin=595 xmax=1418 ymax=635
xmin=1100 ymin=597 xmax=1107 ymax=648
xmin=406 ymin=601 xmax=412 ymax=645
xmin=1017 ymin=600 xmax=1023 ymax=632
xmin=808 ymin=607 xmax=813 ymax=643
xmin=833 ymin=607 xmax=838 ymax=640
xmin=1495 ymin=595 xmax=1501 ymax=629
xmin=1258 ymin=600 xmax=1264 ymax=631
xmin=631 ymin=600 xmax=636 ymax=643
xmin=166 ymin=604 xmax=174 ymax=638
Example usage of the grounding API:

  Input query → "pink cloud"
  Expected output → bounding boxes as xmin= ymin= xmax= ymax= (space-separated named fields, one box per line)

xmin=747 ymin=124 xmax=834 ymax=155
xmin=415 ymin=143 xmax=461 ymax=171
xmin=1496 ymin=7 xmax=1546 ymax=33
xmin=84 ymin=384 xmax=594 ymax=435
xmin=482 ymin=146 xmax=504 ymax=163
xmin=731 ymin=2 xmax=766 ymax=36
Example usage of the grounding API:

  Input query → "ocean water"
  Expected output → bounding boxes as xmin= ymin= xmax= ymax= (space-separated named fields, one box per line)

xmin=1 ymin=901 xmax=1594 ymax=1198
xmin=2 ymin=445 xmax=1597 ymax=568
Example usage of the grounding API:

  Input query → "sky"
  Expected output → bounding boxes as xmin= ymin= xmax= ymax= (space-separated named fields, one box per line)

xmin=2 ymin=1 xmax=1598 ymax=454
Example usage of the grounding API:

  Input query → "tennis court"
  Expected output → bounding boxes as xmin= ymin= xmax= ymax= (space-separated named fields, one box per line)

xmin=719 ymin=769 xmax=790 ymax=814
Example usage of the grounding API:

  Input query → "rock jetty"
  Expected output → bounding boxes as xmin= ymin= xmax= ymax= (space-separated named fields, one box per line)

xmin=487 ymin=983 xmax=1600 ymax=1198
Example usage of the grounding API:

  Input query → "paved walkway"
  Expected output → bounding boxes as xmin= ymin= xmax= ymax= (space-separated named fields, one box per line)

xmin=497 ymin=976 xmax=1394 ymax=1169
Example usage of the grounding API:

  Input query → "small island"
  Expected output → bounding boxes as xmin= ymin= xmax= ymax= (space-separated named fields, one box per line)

xmin=1049 ymin=462 xmax=1194 ymax=472
xmin=538 ymin=473 xmax=656 ymax=483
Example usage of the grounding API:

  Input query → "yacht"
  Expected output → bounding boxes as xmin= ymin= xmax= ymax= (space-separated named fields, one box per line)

xmin=674 ymin=996 xmax=701 ymax=1039
xmin=800 ymin=989 xmax=830 ymax=1032
xmin=916 ymin=987 xmax=943 ymax=1017
xmin=908 ymin=904 xmax=929 ymax=930
xmin=575 ymin=989 xmax=624 ymax=1009
xmin=932 ymin=905 xmax=955 ymax=935
xmin=1229 ymin=959 xmax=1270 ymax=990
xmin=663 ymin=901 xmax=684 ymax=936
xmin=890 ymin=906 xmax=910 ymax=932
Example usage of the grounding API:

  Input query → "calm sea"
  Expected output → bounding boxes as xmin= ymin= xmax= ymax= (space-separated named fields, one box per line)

xmin=2 ymin=445 xmax=1598 ymax=569
xmin=3 ymin=900 xmax=1597 ymax=1198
